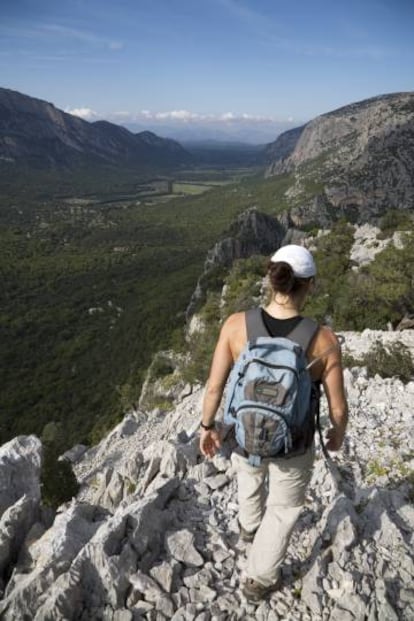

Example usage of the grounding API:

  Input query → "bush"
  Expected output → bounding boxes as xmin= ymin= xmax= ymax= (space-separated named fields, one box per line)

xmin=347 ymin=340 xmax=414 ymax=383
xmin=40 ymin=446 xmax=80 ymax=509
xmin=378 ymin=209 xmax=413 ymax=237
xmin=305 ymin=224 xmax=414 ymax=331
xmin=222 ymin=255 xmax=266 ymax=316
xmin=181 ymin=255 xmax=267 ymax=384
xmin=304 ymin=220 xmax=355 ymax=326
xmin=40 ymin=421 xmax=79 ymax=509
xmin=339 ymin=232 xmax=414 ymax=330
xmin=181 ymin=319 xmax=220 ymax=384
xmin=150 ymin=355 xmax=175 ymax=379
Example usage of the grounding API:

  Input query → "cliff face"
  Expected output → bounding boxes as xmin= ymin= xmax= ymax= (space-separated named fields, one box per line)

xmin=265 ymin=93 xmax=414 ymax=225
xmin=186 ymin=208 xmax=287 ymax=317
xmin=0 ymin=88 xmax=191 ymax=169
xmin=264 ymin=124 xmax=305 ymax=165
xmin=205 ymin=208 xmax=286 ymax=269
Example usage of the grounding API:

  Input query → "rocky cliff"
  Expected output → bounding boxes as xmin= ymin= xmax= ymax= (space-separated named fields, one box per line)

xmin=0 ymin=88 xmax=191 ymax=170
xmin=265 ymin=93 xmax=414 ymax=226
xmin=0 ymin=331 xmax=413 ymax=620
xmin=186 ymin=208 xmax=287 ymax=318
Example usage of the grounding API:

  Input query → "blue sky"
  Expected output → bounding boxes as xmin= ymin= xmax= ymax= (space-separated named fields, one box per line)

xmin=1 ymin=0 xmax=413 ymax=141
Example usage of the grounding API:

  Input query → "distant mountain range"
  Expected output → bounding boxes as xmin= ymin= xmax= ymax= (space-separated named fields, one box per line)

xmin=264 ymin=92 xmax=414 ymax=224
xmin=122 ymin=119 xmax=297 ymax=145
xmin=1 ymin=87 xmax=414 ymax=218
xmin=0 ymin=88 xmax=192 ymax=171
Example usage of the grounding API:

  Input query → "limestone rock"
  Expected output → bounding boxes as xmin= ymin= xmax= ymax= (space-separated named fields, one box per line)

xmin=166 ymin=529 xmax=204 ymax=567
xmin=60 ymin=444 xmax=88 ymax=464
xmin=129 ymin=570 xmax=164 ymax=602
xmin=0 ymin=495 xmax=40 ymax=580
xmin=186 ymin=208 xmax=286 ymax=318
xmin=265 ymin=92 xmax=414 ymax=224
xmin=1 ymin=330 xmax=414 ymax=619
xmin=0 ymin=436 xmax=42 ymax=516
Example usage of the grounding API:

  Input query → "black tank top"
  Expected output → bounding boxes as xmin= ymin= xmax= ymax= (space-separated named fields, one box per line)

xmin=260 ymin=308 xmax=303 ymax=338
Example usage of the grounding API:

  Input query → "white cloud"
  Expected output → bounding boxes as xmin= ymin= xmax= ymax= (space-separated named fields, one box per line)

xmin=220 ymin=112 xmax=236 ymax=121
xmin=109 ymin=109 xmax=283 ymax=124
xmin=65 ymin=107 xmax=99 ymax=120
xmin=63 ymin=107 xmax=297 ymax=131
xmin=154 ymin=110 xmax=204 ymax=121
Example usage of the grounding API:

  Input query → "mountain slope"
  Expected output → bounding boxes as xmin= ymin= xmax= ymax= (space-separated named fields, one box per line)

xmin=0 ymin=330 xmax=413 ymax=619
xmin=265 ymin=92 xmax=414 ymax=224
xmin=0 ymin=88 xmax=191 ymax=170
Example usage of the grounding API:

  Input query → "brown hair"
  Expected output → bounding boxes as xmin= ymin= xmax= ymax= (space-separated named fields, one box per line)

xmin=267 ymin=260 xmax=312 ymax=295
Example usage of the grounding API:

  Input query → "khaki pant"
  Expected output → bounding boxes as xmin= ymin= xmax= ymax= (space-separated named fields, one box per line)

xmin=231 ymin=446 xmax=315 ymax=587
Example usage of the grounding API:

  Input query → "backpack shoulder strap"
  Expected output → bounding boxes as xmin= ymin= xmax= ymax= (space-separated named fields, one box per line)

xmin=288 ymin=317 xmax=319 ymax=353
xmin=245 ymin=308 xmax=268 ymax=343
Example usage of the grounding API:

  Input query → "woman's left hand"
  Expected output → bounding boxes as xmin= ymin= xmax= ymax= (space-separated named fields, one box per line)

xmin=199 ymin=428 xmax=222 ymax=459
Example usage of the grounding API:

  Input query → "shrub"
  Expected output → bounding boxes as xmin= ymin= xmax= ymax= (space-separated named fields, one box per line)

xmin=305 ymin=225 xmax=414 ymax=331
xmin=304 ymin=220 xmax=355 ymax=325
xmin=40 ymin=446 xmax=80 ymax=509
xmin=347 ymin=340 xmax=414 ymax=383
xmin=181 ymin=255 xmax=267 ymax=384
xmin=378 ymin=209 xmax=413 ymax=237
xmin=181 ymin=319 xmax=220 ymax=384
xmin=222 ymin=255 xmax=266 ymax=316
xmin=40 ymin=422 xmax=79 ymax=509
xmin=150 ymin=355 xmax=175 ymax=379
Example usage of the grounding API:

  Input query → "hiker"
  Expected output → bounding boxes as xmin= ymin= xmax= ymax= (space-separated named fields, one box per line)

xmin=199 ymin=244 xmax=348 ymax=601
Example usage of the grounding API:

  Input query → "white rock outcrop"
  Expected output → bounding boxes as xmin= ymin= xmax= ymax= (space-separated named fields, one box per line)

xmin=0 ymin=435 xmax=42 ymax=594
xmin=350 ymin=224 xmax=405 ymax=269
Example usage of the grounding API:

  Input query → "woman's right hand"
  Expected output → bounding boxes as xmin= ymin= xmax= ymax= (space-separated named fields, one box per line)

xmin=325 ymin=426 xmax=345 ymax=451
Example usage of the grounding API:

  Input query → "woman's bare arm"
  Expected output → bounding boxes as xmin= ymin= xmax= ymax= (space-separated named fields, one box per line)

xmin=201 ymin=321 xmax=234 ymax=427
xmin=199 ymin=314 xmax=241 ymax=458
xmin=311 ymin=327 xmax=348 ymax=450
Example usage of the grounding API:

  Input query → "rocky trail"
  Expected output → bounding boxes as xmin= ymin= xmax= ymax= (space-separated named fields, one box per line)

xmin=0 ymin=331 xmax=413 ymax=620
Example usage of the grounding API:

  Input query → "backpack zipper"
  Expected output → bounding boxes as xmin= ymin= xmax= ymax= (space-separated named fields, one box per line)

xmin=236 ymin=402 xmax=290 ymax=421
xmin=242 ymin=358 xmax=300 ymax=379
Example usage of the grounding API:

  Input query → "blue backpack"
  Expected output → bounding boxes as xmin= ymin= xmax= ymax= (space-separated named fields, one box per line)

xmin=223 ymin=308 xmax=320 ymax=466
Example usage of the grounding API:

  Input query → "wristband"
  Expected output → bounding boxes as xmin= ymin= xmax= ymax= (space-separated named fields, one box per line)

xmin=200 ymin=421 xmax=215 ymax=431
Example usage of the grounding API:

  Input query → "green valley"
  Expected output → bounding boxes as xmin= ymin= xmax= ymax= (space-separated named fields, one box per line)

xmin=0 ymin=167 xmax=295 ymax=448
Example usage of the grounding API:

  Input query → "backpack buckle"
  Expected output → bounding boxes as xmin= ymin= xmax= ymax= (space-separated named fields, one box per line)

xmin=248 ymin=454 xmax=262 ymax=467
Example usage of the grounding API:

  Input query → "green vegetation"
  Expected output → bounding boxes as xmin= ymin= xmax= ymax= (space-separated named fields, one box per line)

xmin=366 ymin=458 xmax=389 ymax=479
xmin=1 ymin=165 xmax=298 ymax=448
xmin=2 ymin=156 xmax=414 ymax=454
xmin=303 ymin=220 xmax=355 ymax=325
xmin=182 ymin=255 xmax=267 ymax=384
xmin=343 ymin=340 xmax=414 ymax=383
xmin=378 ymin=209 xmax=413 ymax=237
xmin=40 ymin=422 xmax=79 ymax=509
xmin=181 ymin=218 xmax=414 ymax=385
xmin=304 ymin=222 xmax=414 ymax=330
xmin=221 ymin=255 xmax=267 ymax=316
xmin=172 ymin=183 xmax=211 ymax=195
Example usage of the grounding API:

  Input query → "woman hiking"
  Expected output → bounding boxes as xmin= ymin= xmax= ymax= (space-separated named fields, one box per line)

xmin=199 ymin=244 xmax=348 ymax=602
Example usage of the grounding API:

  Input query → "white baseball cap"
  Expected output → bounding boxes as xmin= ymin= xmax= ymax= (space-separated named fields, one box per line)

xmin=270 ymin=244 xmax=316 ymax=278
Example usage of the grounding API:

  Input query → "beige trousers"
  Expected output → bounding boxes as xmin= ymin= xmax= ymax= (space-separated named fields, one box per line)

xmin=231 ymin=446 xmax=315 ymax=587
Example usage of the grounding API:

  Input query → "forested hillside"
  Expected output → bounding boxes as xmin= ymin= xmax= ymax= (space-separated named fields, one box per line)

xmin=2 ymin=90 xmax=414 ymax=450
xmin=0 ymin=173 xmax=292 ymax=447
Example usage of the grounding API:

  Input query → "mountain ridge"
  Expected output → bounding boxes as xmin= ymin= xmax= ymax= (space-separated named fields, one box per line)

xmin=264 ymin=91 xmax=414 ymax=225
xmin=0 ymin=87 xmax=192 ymax=170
